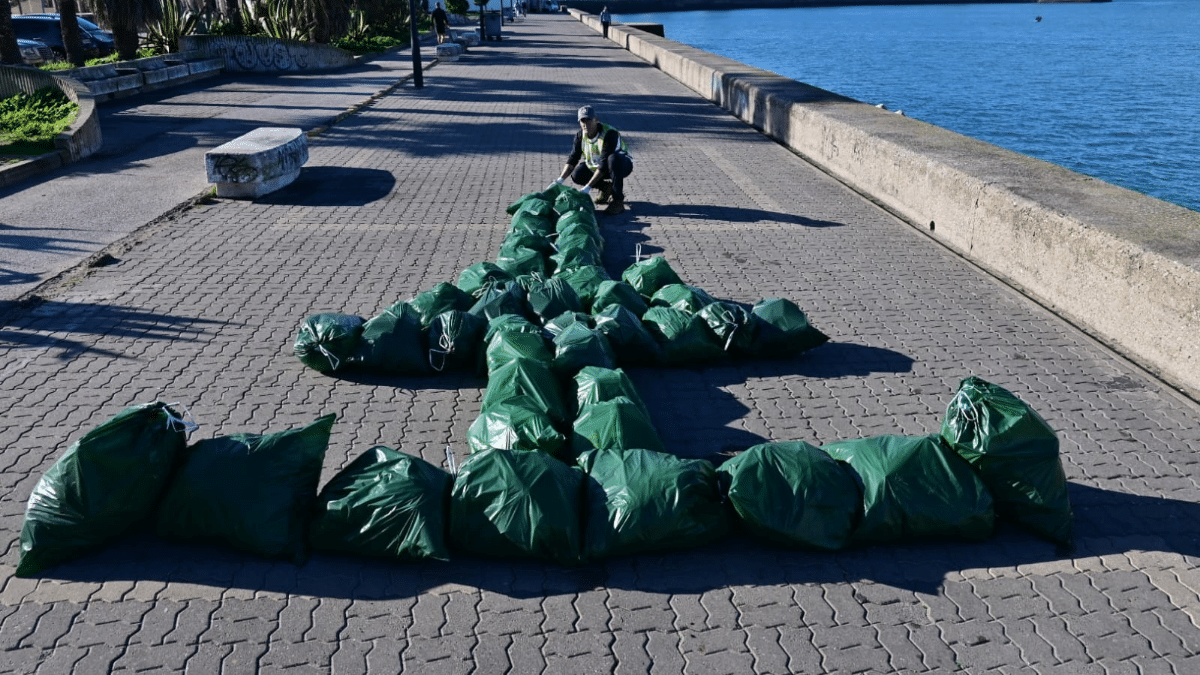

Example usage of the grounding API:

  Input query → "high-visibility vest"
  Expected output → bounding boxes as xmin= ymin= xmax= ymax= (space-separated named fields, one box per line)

xmin=582 ymin=123 xmax=630 ymax=169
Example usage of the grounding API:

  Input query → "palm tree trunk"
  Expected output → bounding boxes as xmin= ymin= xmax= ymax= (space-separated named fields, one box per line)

xmin=60 ymin=0 xmax=89 ymax=66
xmin=0 ymin=1 xmax=22 ymax=65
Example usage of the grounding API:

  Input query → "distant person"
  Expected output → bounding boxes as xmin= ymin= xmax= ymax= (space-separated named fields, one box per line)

xmin=432 ymin=2 xmax=450 ymax=44
xmin=549 ymin=105 xmax=633 ymax=215
xmin=600 ymin=6 xmax=611 ymax=38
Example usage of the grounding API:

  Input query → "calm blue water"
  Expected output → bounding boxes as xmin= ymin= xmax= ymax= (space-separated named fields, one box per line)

xmin=620 ymin=0 xmax=1200 ymax=213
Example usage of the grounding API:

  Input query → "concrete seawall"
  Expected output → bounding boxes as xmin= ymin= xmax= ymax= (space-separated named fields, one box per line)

xmin=574 ymin=11 xmax=1200 ymax=399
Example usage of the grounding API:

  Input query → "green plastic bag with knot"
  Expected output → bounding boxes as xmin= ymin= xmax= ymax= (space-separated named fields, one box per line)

xmin=821 ymin=434 xmax=994 ymax=546
xmin=427 ymin=310 xmax=487 ymax=372
xmin=485 ymin=330 xmax=552 ymax=373
xmin=496 ymin=246 xmax=547 ymax=278
xmin=941 ymin=376 xmax=1073 ymax=546
xmin=482 ymin=357 xmax=570 ymax=425
xmin=17 ymin=402 xmax=191 ymax=577
xmin=527 ymin=276 xmax=583 ymax=325
xmin=509 ymin=209 xmax=556 ymax=238
xmin=553 ymin=265 xmax=610 ymax=312
xmin=156 ymin=414 xmax=336 ymax=563
xmin=294 ymin=313 xmax=365 ymax=373
xmin=570 ymin=396 xmax=666 ymax=459
xmin=549 ymin=186 xmax=595 ymax=215
xmin=573 ymin=366 xmax=651 ymax=430
xmin=543 ymin=310 xmax=592 ymax=338
xmin=747 ymin=298 xmax=828 ymax=357
xmin=467 ymin=396 xmax=567 ymax=457
xmin=621 ymin=256 xmax=683 ymax=298
xmin=484 ymin=313 xmax=542 ymax=342
xmin=552 ymin=322 xmax=617 ymax=377
xmin=592 ymin=280 xmax=648 ymax=318
xmin=449 ymin=448 xmax=584 ymax=565
xmin=593 ymin=304 xmax=660 ymax=366
xmin=641 ymin=306 xmax=725 ymax=366
xmin=551 ymin=241 xmax=604 ymax=275
xmin=356 ymin=301 xmax=429 ymax=375
xmin=410 ymin=282 xmax=475 ymax=327
xmin=696 ymin=301 xmax=759 ymax=355
xmin=650 ymin=284 xmax=717 ymax=314
xmin=457 ymin=262 xmax=514 ymax=298
xmin=308 ymin=446 xmax=451 ymax=561
xmin=506 ymin=191 xmax=553 ymax=216
xmin=719 ymin=441 xmax=862 ymax=551
xmin=580 ymin=447 xmax=730 ymax=560
xmin=469 ymin=281 xmax=529 ymax=322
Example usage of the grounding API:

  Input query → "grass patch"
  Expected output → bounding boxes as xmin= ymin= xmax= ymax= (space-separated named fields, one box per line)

xmin=333 ymin=35 xmax=410 ymax=55
xmin=0 ymin=87 xmax=79 ymax=155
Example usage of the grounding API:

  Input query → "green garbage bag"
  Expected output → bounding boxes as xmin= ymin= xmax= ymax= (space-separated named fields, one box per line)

xmin=294 ymin=313 xmax=365 ymax=373
xmin=942 ymin=376 xmax=1073 ymax=545
xmin=573 ymin=366 xmax=651 ymax=427
xmin=650 ymin=284 xmax=717 ymax=314
xmin=527 ymin=277 xmax=583 ymax=325
xmin=16 ymin=402 xmax=190 ymax=577
xmin=580 ymin=447 xmax=729 ymax=560
xmin=554 ymin=265 xmax=611 ymax=312
xmin=552 ymin=322 xmax=617 ymax=377
xmin=571 ymin=396 xmax=665 ymax=458
xmin=621 ymin=256 xmax=683 ymax=298
xmin=356 ymin=301 xmax=429 ymax=375
xmin=556 ymin=208 xmax=600 ymax=235
xmin=308 ymin=446 xmax=451 ymax=561
xmin=510 ymin=209 xmax=556 ymax=238
xmin=496 ymin=246 xmax=547 ymax=278
xmin=550 ymin=186 xmax=594 ymax=215
xmin=506 ymin=191 xmax=553 ymax=216
xmin=641 ymin=307 xmax=726 ymax=366
xmin=502 ymin=229 xmax=555 ymax=255
xmin=696 ymin=301 xmax=759 ymax=354
xmin=410 ymin=282 xmax=475 ymax=327
xmin=469 ymin=282 xmax=529 ymax=322
xmin=821 ymin=434 xmax=994 ymax=546
xmin=592 ymin=280 xmax=648 ymax=318
xmin=484 ymin=313 xmax=542 ymax=343
xmin=156 ymin=414 xmax=335 ymax=562
xmin=485 ymin=330 xmax=552 ymax=373
xmin=427 ymin=310 xmax=487 ymax=372
xmin=458 ymin=262 xmax=514 ymax=297
xmin=543 ymin=311 xmax=592 ymax=338
xmin=482 ymin=357 xmax=570 ymax=425
xmin=593 ymin=303 xmax=661 ymax=366
xmin=720 ymin=442 xmax=862 ymax=551
xmin=747 ymin=298 xmax=828 ymax=357
xmin=467 ymin=396 xmax=567 ymax=457
xmin=449 ymin=448 xmax=584 ymax=565
xmin=556 ymin=221 xmax=603 ymax=251
xmin=551 ymin=242 xmax=604 ymax=274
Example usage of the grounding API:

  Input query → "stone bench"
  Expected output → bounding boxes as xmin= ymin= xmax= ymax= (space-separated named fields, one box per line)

xmin=436 ymin=43 xmax=464 ymax=61
xmin=205 ymin=127 xmax=308 ymax=198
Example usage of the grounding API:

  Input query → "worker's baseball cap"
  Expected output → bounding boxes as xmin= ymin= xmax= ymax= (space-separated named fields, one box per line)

xmin=577 ymin=105 xmax=595 ymax=121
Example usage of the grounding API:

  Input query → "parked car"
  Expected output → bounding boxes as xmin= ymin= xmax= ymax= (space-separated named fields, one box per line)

xmin=17 ymin=39 xmax=54 ymax=66
xmin=26 ymin=14 xmax=116 ymax=57
xmin=11 ymin=15 xmax=102 ymax=59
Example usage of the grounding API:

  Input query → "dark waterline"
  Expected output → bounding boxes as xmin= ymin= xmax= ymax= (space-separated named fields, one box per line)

xmin=619 ymin=0 xmax=1200 ymax=213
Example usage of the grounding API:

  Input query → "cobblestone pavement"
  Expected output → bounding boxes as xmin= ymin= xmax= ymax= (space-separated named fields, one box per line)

xmin=3 ymin=14 xmax=1200 ymax=674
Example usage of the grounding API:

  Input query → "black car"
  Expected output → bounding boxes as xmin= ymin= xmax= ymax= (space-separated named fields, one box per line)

xmin=25 ymin=14 xmax=116 ymax=57
xmin=11 ymin=15 xmax=103 ymax=59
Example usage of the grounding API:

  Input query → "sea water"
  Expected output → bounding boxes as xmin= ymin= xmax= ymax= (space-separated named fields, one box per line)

xmin=619 ymin=0 xmax=1200 ymax=212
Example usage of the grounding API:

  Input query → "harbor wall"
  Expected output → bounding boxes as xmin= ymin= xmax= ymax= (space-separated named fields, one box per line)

xmin=573 ymin=11 xmax=1200 ymax=398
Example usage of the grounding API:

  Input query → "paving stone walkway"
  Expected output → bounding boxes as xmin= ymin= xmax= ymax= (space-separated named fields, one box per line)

xmin=2 ymin=14 xmax=1199 ymax=674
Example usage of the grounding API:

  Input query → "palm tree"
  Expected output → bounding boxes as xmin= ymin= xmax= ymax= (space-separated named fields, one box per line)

xmin=59 ymin=0 xmax=90 ymax=66
xmin=93 ymin=0 xmax=165 ymax=61
xmin=1 ymin=1 xmax=22 ymax=65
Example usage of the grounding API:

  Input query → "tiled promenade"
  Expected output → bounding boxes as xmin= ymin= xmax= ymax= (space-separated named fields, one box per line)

xmin=2 ymin=14 xmax=1199 ymax=674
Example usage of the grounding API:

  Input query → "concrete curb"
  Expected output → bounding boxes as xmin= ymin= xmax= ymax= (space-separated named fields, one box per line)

xmin=577 ymin=10 xmax=1200 ymax=399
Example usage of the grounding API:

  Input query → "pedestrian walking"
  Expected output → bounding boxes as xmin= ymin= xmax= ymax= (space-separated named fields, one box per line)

xmin=600 ymin=6 xmax=611 ymax=38
xmin=432 ymin=2 xmax=450 ymax=43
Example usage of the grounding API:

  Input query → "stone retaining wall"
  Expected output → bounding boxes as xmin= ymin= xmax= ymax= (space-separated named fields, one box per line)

xmin=0 ymin=66 xmax=101 ymax=187
xmin=575 ymin=11 xmax=1200 ymax=398
xmin=180 ymin=35 xmax=355 ymax=73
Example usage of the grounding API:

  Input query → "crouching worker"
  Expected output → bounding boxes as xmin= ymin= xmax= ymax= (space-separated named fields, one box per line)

xmin=550 ymin=105 xmax=633 ymax=215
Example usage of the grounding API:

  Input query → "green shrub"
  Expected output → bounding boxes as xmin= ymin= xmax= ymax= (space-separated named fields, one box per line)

xmin=0 ymin=88 xmax=79 ymax=145
xmin=333 ymin=35 xmax=408 ymax=54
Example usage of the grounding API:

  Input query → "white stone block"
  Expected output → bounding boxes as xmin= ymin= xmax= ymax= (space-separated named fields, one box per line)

xmin=205 ymin=127 xmax=308 ymax=198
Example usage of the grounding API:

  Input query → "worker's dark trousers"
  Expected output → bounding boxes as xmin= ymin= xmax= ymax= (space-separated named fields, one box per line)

xmin=571 ymin=153 xmax=633 ymax=201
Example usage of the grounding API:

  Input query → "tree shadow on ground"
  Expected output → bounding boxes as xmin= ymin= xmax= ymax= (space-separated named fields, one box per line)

xmin=256 ymin=167 xmax=397 ymax=207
